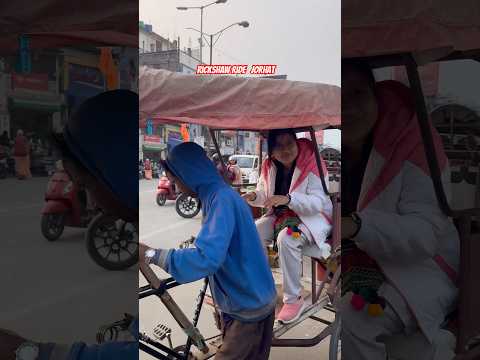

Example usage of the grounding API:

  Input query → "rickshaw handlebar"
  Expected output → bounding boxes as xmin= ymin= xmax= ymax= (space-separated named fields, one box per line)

xmin=139 ymin=261 xmax=180 ymax=298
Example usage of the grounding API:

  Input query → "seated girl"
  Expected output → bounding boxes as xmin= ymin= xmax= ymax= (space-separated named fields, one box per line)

xmin=243 ymin=129 xmax=332 ymax=324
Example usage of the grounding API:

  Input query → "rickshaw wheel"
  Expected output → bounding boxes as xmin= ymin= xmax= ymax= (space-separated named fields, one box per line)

xmin=167 ymin=345 xmax=194 ymax=360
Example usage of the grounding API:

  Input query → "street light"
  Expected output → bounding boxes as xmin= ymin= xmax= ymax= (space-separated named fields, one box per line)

xmin=176 ymin=0 xmax=228 ymax=63
xmin=186 ymin=21 xmax=249 ymax=64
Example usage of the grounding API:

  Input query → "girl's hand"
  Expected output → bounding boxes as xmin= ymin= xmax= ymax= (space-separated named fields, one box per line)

xmin=264 ymin=195 xmax=290 ymax=208
xmin=241 ymin=192 xmax=256 ymax=202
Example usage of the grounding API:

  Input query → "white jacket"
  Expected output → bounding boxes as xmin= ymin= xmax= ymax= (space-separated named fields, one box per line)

xmin=248 ymin=158 xmax=332 ymax=257
xmin=353 ymin=81 xmax=459 ymax=343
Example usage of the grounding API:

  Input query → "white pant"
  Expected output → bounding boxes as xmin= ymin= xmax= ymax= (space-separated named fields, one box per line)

xmin=256 ymin=215 xmax=315 ymax=304
xmin=340 ymin=285 xmax=454 ymax=360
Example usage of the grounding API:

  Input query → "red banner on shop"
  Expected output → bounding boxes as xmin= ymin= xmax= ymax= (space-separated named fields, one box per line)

xmin=12 ymin=73 xmax=48 ymax=91
xmin=144 ymin=135 xmax=162 ymax=143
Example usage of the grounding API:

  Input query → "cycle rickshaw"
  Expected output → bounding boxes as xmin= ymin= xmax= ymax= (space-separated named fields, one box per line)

xmin=343 ymin=1 xmax=480 ymax=358
xmin=138 ymin=66 xmax=342 ymax=359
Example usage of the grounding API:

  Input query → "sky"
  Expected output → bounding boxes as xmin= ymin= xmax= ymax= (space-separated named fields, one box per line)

xmin=139 ymin=0 xmax=341 ymax=147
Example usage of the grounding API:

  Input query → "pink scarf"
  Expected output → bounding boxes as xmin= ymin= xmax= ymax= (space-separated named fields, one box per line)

xmin=358 ymin=80 xmax=448 ymax=211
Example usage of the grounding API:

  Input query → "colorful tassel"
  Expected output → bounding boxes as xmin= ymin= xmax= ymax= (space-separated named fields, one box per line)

xmin=292 ymin=232 xmax=301 ymax=238
xmin=367 ymin=303 xmax=384 ymax=317
xmin=351 ymin=293 xmax=366 ymax=311
xmin=287 ymin=227 xmax=293 ymax=236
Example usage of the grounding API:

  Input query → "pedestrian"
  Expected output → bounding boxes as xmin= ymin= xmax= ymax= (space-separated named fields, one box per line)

xmin=140 ymin=142 xmax=277 ymax=360
xmin=144 ymin=157 xmax=152 ymax=179
xmin=0 ymin=90 xmax=138 ymax=360
xmin=212 ymin=153 xmax=235 ymax=184
xmin=227 ymin=157 xmax=243 ymax=186
xmin=13 ymin=129 xmax=32 ymax=180
xmin=242 ymin=128 xmax=332 ymax=324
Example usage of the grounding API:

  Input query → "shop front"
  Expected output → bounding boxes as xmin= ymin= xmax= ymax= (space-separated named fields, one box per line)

xmin=8 ymin=72 xmax=64 ymax=175
xmin=143 ymin=134 xmax=166 ymax=162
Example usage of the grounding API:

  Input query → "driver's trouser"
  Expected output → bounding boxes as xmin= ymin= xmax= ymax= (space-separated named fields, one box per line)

xmin=215 ymin=311 xmax=275 ymax=360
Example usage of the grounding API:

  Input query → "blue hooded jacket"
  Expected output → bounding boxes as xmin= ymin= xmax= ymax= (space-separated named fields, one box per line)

xmin=163 ymin=142 xmax=277 ymax=322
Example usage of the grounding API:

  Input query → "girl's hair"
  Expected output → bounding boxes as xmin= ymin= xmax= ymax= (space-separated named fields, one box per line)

xmin=267 ymin=128 xmax=297 ymax=157
xmin=342 ymin=59 xmax=376 ymax=91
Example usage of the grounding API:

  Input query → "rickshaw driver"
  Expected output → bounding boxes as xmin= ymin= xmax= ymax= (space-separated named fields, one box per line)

xmin=140 ymin=141 xmax=277 ymax=360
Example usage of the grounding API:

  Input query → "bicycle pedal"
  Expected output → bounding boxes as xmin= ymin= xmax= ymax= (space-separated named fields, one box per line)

xmin=153 ymin=323 xmax=172 ymax=341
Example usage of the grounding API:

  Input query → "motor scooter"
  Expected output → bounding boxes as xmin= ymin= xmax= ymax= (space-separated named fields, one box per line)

xmin=41 ymin=165 xmax=138 ymax=271
xmin=156 ymin=173 xmax=202 ymax=218
xmin=156 ymin=174 xmax=176 ymax=206
xmin=41 ymin=166 xmax=96 ymax=241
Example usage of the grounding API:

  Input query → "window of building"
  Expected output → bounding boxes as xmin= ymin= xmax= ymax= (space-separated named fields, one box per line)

xmin=150 ymin=43 xmax=155 ymax=53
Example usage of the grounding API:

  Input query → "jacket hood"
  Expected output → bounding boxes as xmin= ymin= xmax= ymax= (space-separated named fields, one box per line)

xmin=63 ymin=89 xmax=138 ymax=211
xmin=165 ymin=142 xmax=225 ymax=199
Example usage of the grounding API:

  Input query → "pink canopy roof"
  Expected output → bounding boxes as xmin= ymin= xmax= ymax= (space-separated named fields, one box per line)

xmin=139 ymin=67 xmax=341 ymax=130
xmin=343 ymin=0 xmax=480 ymax=59
xmin=0 ymin=0 xmax=137 ymax=53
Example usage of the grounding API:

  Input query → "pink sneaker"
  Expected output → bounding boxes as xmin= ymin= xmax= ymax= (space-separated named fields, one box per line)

xmin=276 ymin=298 xmax=305 ymax=324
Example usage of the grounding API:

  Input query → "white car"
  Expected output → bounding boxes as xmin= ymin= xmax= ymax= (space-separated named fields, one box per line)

xmin=229 ymin=155 xmax=259 ymax=184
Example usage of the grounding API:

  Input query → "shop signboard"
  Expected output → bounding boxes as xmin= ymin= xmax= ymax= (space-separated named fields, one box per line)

xmin=144 ymin=135 xmax=162 ymax=144
xmin=12 ymin=73 xmax=49 ymax=92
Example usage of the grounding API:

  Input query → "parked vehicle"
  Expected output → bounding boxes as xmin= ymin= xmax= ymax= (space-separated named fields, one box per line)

xmin=228 ymin=154 xmax=259 ymax=184
xmin=156 ymin=174 xmax=176 ymax=206
xmin=41 ymin=168 xmax=97 ymax=241
xmin=156 ymin=174 xmax=201 ymax=218
xmin=42 ymin=166 xmax=138 ymax=270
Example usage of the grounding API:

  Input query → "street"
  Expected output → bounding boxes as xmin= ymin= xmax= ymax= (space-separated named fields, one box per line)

xmin=0 ymin=176 xmax=137 ymax=345
xmin=139 ymin=179 xmax=332 ymax=359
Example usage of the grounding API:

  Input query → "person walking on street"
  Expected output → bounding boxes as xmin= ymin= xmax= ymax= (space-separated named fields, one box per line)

xmin=13 ymin=129 xmax=32 ymax=180
xmin=227 ymin=158 xmax=243 ymax=186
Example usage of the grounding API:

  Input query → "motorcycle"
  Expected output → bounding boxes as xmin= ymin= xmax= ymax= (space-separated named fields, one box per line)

xmin=176 ymin=193 xmax=201 ymax=219
xmin=41 ymin=167 xmax=138 ymax=270
xmin=156 ymin=174 xmax=201 ymax=218
xmin=85 ymin=213 xmax=138 ymax=271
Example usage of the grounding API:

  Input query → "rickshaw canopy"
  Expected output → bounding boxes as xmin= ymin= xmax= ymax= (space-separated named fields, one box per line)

xmin=342 ymin=0 xmax=480 ymax=62
xmin=0 ymin=0 xmax=137 ymax=53
xmin=139 ymin=66 xmax=340 ymax=131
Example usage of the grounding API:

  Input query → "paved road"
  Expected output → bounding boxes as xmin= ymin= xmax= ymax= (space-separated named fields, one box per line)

xmin=0 ymin=176 xmax=137 ymax=345
xmin=139 ymin=179 xmax=333 ymax=359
